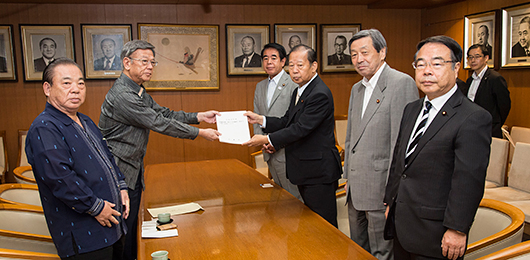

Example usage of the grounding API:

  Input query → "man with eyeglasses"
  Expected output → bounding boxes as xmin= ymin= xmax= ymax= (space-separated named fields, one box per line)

xmin=459 ymin=44 xmax=510 ymax=138
xmin=99 ymin=40 xmax=221 ymax=260
xmin=512 ymin=16 xmax=530 ymax=57
xmin=343 ymin=28 xmax=417 ymax=260
xmin=384 ymin=36 xmax=491 ymax=260
xmin=328 ymin=35 xmax=352 ymax=65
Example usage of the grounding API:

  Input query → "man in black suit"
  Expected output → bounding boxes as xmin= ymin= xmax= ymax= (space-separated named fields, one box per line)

xmin=234 ymin=36 xmax=261 ymax=68
xmin=244 ymin=44 xmax=342 ymax=227
xmin=476 ymin=25 xmax=492 ymax=57
xmin=34 ymin=37 xmax=56 ymax=72
xmin=94 ymin=38 xmax=122 ymax=71
xmin=384 ymin=36 xmax=491 ymax=260
xmin=328 ymin=35 xmax=352 ymax=65
xmin=512 ymin=16 xmax=530 ymax=57
xmin=460 ymin=44 xmax=511 ymax=138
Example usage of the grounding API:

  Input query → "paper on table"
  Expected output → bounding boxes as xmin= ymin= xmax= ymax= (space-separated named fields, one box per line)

xmin=216 ymin=111 xmax=251 ymax=144
xmin=141 ymin=219 xmax=178 ymax=238
xmin=147 ymin=202 xmax=204 ymax=218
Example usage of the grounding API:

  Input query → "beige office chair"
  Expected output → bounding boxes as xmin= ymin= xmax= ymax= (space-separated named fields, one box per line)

xmin=334 ymin=115 xmax=348 ymax=155
xmin=0 ymin=183 xmax=41 ymax=207
xmin=484 ymin=138 xmax=509 ymax=189
xmin=17 ymin=129 xmax=30 ymax=167
xmin=464 ymin=199 xmax=525 ymax=259
xmin=0 ymin=204 xmax=57 ymax=256
xmin=251 ymin=150 xmax=271 ymax=179
xmin=483 ymin=142 xmax=530 ymax=202
xmin=13 ymin=166 xmax=36 ymax=184
xmin=507 ymin=126 xmax=530 ymax=166
xmin=0 ymin=130 xmax=7 ymax=183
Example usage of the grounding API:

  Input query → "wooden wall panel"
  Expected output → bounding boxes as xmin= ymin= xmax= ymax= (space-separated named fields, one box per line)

xmin=421 ymin=0 xmax=530 ymax=130
xmin=0 ymin=3 xmax=421 ymax=182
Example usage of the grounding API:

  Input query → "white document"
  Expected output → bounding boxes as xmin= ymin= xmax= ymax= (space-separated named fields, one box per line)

xmin=216 ymin=111 xmax=251 ymax=144
xmin=141 ymin=219 xmax=178 ymax=238
xmin=147 ymin=202 xmax=204 ymax=218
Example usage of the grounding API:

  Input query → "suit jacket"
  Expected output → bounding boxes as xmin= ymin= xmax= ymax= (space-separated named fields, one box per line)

xmin=343 ymin=65 xmax=418 ymax=211
xmin=461 ymin=68 xmax=511 ymax=138
xmin=34 ymin=57 xmax=48 ymax=72
xmin=512 ymin=42 xmax=528 ymax=57
xmin=264 ymin=75 xmax=342 ymax=185
xmin=384 ymin=89 xmax=491 ymax=258
xmin=234 ymin=53 xmax=261 ymax=67
xmin=328 ymin=53 xmax=352 ymax=65
xmin=94 ymin=55 xmax=122 ymax=71
xmin=253 ymin=71 xmax=298 ymax=162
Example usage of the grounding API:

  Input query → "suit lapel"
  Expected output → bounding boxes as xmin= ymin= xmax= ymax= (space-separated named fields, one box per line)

xmin=348 ymin=83 xmax=365 ymax=147
xmin=475 ymin=68 xmax=491 ymax=102
xmin=286 ymin=75 xmax=318 ymax=125
xmin=399 ymin=99 xmax=423 ymax=164
xmin=268 ymin=72 xmax=289 ymax=110
xmin=406 ymin=91 xmax=462 ymax=165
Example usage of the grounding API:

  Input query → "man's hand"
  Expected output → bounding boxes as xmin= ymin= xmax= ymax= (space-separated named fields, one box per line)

xmin=198 ymin=128 xmax=221 ymax=141
xmin=262 ymin=143 xmax=276 ymax=154
xmin=242 ymin=135 xmax=269 ymax=147
xmin=441 ymin=229 xmax=467 ymax=260
xmin=121 ymin=190 xmax=130 ymax=219
xmin=197 ymin=110 xmax=220 ymax=124
xmin=384 ymin=204 xmax=389 ymax=219
xmin=243 ymin=111 xmax=264 ymax=125
xmin=95 ymin=201 xmax=121 ymax=227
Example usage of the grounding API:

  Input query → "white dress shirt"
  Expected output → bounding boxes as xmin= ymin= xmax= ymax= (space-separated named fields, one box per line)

xmin=361 ymin=62 xmax=386 ymax=118
xmin=467 ymin=65 xmax=488 ymax=102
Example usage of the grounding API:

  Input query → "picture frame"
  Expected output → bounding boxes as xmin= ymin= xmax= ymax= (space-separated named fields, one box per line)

xmin=464 ymin=11 xmax=497 ymax=69
xmin=138 ymin=24 xmax=219 ymax=91
xmin=81 ymin=24 xmax=132 ymax=79
xmin=501 ymin=3 xmax=530 ymax=67
xmin=20 ymin=25 xmax=75 ymax=81
xmin=226 ymin=24 xmax=269 ymax=76
xmin=0 ymin=25 xmax=16 ymax=81
xmin=275 ymin=24 xmax=316 ymax=71
xmin=321 ymin=24 xmax=361 ymax=73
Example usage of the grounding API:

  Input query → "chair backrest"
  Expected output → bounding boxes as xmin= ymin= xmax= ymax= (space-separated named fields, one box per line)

xmin=17 ymin=129 xmax=29 ymax=167
xmin=0 ymin=130 xmax=7 ymax=183
xmin=508 ymin=126 xmax=530 ymax=164
xmin=13 ymin=166 xmax=36 ymax=184
xmin=251 ymin=151 xmax=270 ymax=179
xmin=485 ymin=138 xmax=509 ymax=187
xmin=465 ymin=199 xmax=525 ymax=259
xmin=507 ymin=142 xmax=530 ymax=192
xmin=334 ymin=115 xmax=348 ymax=150
xmin=0 ymin=183 xmax=41 ymax=207
xmin=0 ymin=204 xmax=50 ymax=237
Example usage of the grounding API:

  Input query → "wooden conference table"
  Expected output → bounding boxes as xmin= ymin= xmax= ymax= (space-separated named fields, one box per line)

xmin=138 ymin=159 xmax=375 ymax=259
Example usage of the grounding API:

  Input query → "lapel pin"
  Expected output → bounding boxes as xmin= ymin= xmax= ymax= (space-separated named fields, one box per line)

xmin=376 ymin=99 xmax=380 ymax=103
xmin=442 ymin=111 xmax=447 ymax=116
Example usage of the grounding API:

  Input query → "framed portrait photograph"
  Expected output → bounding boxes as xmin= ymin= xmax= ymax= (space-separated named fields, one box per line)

xmin=20 ymin=25 xmax=75 ymax=81
xmin=138 ymin=24 xmax=219 ymax=91
xmin=274 ymin=24 xmax=316 ymax=71
xmin=464 ymin=11 xmax=496 ymax=69
xmin=226 ymin=24 xmax=269 ymax=76
xmin=321 ymin=24 xmax=361 ymax=73
xmin=81 ymin=24 xmax=131 ymax=79
xmin=502 ymin=3 xmax=530 ymax=67
xmin=0 ymin=25 xmax=16 ymax=81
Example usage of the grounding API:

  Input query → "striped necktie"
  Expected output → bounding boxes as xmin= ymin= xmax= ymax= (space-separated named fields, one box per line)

xmin=405 ymin=101 xmax=432 ymax=164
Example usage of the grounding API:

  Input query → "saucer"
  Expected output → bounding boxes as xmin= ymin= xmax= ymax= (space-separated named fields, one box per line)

xmin=157 ymin=218 xmax=173 ymax=225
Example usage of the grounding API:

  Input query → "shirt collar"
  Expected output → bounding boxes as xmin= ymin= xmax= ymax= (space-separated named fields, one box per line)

xmin=120 ymin=73 xmax=145 ymax=97
xmin=425 ymin=84 xmax=458 ymax=112
xmin=298 ymin=73 xmax=318 ymax=96
xmin=269 ymin=69 xmax=285 ymax=85
xmin=106 ymin=55 xmax=115 ymax=63
xmin=362 ymin=62 xmax=386 ymax=89
xmin=44 ymin=102 xmax=78 ymax=126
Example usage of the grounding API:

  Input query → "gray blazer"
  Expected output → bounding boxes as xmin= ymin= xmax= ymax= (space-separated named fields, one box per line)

xmin=343 ymin=64 xmax=418 ymax=211
xmin=253 ymin=70 xmax=298 ymax=162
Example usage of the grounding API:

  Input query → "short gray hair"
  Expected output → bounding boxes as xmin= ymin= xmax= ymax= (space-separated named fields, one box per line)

xmin=120 ymin=40 xmax=155 ymax=61
xmin=348 ymin=29 xmax=387 ymax=54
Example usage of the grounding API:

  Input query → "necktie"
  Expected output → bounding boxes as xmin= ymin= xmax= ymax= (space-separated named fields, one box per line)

xmin=405 ymin=101 xmax=432 ymax=164
xmin=105 ymin=59 xmax=111 ymax=70
xmin=243 ymin=57 xmax=249 ymax=67
xmin=295 ymin=92 xmax=300 ymax=105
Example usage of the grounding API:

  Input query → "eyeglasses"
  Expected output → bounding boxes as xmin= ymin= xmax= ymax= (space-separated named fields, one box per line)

xmin=467 ymin=55 xmax=484 ymax=61
xmin=129 ymin=58 xmax=158 ymax=67
xmin=412 ymin=58 xmax=455 ymax=70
